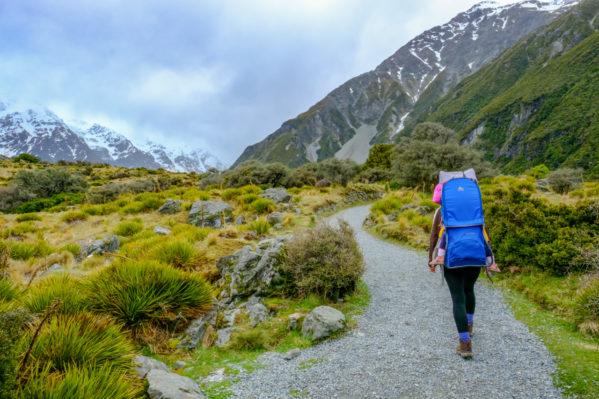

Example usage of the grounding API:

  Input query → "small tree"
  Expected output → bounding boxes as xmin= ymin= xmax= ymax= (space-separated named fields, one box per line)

xmin=364 ymin=144 xmax=393 ymax=170
xmin=547 ymin=167 xmax=583 ymax=194
xmin=13 ymin=153 xmax=40 ymax=163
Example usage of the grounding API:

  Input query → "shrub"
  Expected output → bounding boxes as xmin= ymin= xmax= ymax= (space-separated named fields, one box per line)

xmin=282 ymin=220 xmax=364 ymax=300
xmin=152 ymin=240 xmax=200 ymax=269
xmin=61 ymin=211 xmax=89 ymax=223
xmin=16 ymin=213 xmax=42 ymax=222
xmin=19 ymin=364 xmax=142 ymax=399
xmin=114 ymin=221 xmax=143 ymax=237
xmin=13 ymin=153 xmax=41 ymax=163
xmin=30 ymin=313 xmax=133 ymax=373
xmin=85 ymin=260 xmax=213 ymax=328
xmin=62 ymin=243 xmax=81 ymax=257
xmin=14 ymin=192 xmax=87 ymax=214
xmin=228 ymin=329 xmax=267 ymax=351
xmin=247 ymin=218 xmax=270 ymax=235
xmin=120 ymin=195 xmax=163 ymax=214
xmin=221 ymin=188 xmax=242 ymax=200
xmin=239 ymin=193 xmax=259 ymax=205
xmin=251 ymin=198 xmax=275 ymax=214
xmin=24 ymin=274 xmax=87 ymax=315
xmin=547 ymin=167 xmax=583 ymax=194
xmin=529 ymin=164 xmax=550 ymax=179
xmin=14 ymin=168 xmax=88 ymax=198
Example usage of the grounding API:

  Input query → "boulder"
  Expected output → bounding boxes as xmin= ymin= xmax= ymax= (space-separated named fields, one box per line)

xmin=203 ymin=368 xmax=226 ymax=383
xmin=302 ymin=306 xmax=346 ymax=341
xmin=216 ymin=235 xmax=292 ymax=304
xmin=173 ymin=361 xmax=187 ymax=370
xmin=235 ymin=215 xmax=245 ymax=225
xmin=266 ymin=212 xmax=284 ymax=225
xmin=153 ymin=225 xmax=171 ymax=235
xmin=283 ymin=348 xmax=301 ymax=360
xmin=246 ymin=302 xmax=270 ymax=327
xmin=158 ymin=199 xmax=181 ymax=214
xmin=146 ymin=369 xmax=205 ymax=399
xmin=216 ymin=327 xmax=237 ymax=347
xmin=259 ymin=188 xmax=291 ymax=204
xmin=177 ymin=309 xmax=218 ymax=350
xmin=133 ymin=355 xmax=171 ymax=377
xmin=188 ymin=201 xmax=233 ymax=228
xmin=78 ymin=235 xmax=120 ymax=261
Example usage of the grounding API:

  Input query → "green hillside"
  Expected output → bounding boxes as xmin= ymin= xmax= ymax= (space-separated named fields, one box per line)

xmin=425 ymin=0 xmax=599 ymax=176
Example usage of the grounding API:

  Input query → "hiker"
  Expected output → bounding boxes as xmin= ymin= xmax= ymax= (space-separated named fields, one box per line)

xmin=427 ymin=169 xmax=499 ymax=359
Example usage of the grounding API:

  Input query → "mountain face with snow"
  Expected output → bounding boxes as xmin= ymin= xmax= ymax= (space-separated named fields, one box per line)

xmin=233 ymin=0 xmax=579 ymax=167
xmin=0 ymin=101 xmax=223 ymax=172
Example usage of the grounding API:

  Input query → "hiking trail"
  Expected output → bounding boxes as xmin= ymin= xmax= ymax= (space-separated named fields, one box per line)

xmin=228 ymin=205 xmax=561 ymax=399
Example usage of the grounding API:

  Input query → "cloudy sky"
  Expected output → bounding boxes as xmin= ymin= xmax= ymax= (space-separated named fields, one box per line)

xmin=0 ymin=0 xmax=518 ymax=165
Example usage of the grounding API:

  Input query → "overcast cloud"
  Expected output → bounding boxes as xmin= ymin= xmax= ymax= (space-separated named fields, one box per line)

xmin=0 ymin=0 xmax=518 ymax=165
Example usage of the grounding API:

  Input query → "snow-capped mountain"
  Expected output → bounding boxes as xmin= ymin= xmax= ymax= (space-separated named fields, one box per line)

xmin=143 ymin=141 xmax=226 ymax=173
xmin=0 ymin=100 xmax=224 ymax=172
xmin=234 ymin=0 xmax=579 ymax=167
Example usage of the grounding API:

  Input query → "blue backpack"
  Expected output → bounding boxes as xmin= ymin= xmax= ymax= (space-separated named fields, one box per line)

xmin=441 ymin=178 xmax=493 ymax=268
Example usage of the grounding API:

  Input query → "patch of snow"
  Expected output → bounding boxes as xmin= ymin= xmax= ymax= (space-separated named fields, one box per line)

xmin=409 ymin=49 xmax=432 ymax=69
xmin=468 ymin=62 xmax=474 ymax=70
xmin=349 ymin=87 xmax=354 ymax=94
xmin=393 ymin=113 xmax=411 ymax=138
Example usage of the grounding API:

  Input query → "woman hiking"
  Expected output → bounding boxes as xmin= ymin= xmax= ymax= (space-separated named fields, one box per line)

xmin=428 ymin=169 xmax=499 ymax=359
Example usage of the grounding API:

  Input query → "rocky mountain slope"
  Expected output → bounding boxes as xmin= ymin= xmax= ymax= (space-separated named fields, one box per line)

xmin=0 ymin=101 xmax=224 ymax=172
xmin=233 ymin=0 xmax=579 ymax=167
xmin=425 ymin=0 xmax=599 ymax=175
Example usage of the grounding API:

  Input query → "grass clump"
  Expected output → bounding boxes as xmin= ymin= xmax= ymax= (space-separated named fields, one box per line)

xmin=0 ymin=278 xmax=18 ymax=302
xmin=30 ymin=313 xmax=134 ymax=373
xmin=61 ymin=211 xmax=89 ymax=223
xmin=282 ymin=220 xmax=364 ymax=300
xmin=19 ymin=364 xmax=142 ymax=399
xmin=152 ymin=240 xmax=200 ymax=269
xmin=247 ymin=218 xmax=270 ymax=235
xmin=251 ymin=198 xmax=275 ymax=214
xmin=16 ymin=213 xmax=41 ymax=222
xmin=1 ymin=309 xmax=32 ymax=398
xmin=576 ymin=277 xmax=599 ymax=337
xmin=10 ymin=240 xmax=53 ymax=260
xmin=85 ymin=260 xmax=213 ymax=329
xmin=228 ymin=329 xmax=267 ymax=351
xmin=114 ymin=220 xmax=143 ymax=237
xmin=24 ymin=274 xmax=87 ymax=315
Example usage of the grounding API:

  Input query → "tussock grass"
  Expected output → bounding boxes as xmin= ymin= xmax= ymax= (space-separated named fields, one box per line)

xmin=247 ymin=218 xmax=270 ymax=235
xmin=114 ymin=220 xmax=143 ymax=237
xmin=31 ymin=313 xmax=134 ymax=373
xmin=85 ymin=260 xmax=213 ymax=329
xmin=16 ymin=213 xmax=42 ymax=222
xmin=10 ymin=240 xmax=54 ymax=260
xmin=19 ymin=364 xmax=142 ymax=399
xmin=61 ymin=211 xmax=89 ymax=223
xmin=24 ymin=273 xmax=87 ymax=315
xmin=152 ymin=240 xmax=201 ymax=269
xmin=251 ymin=198 xmax=275 ymax=214
xmin=228 ymin=329 xmax=267 ymax=351
xmin=0 ymin=278 xmax=18 ymax=302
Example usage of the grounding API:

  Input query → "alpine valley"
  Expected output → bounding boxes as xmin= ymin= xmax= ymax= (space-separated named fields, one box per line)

xmin=233 ymin=0 xmax=585 ymax=169
xmin=0 ymin=101 xmax=225 ymax=173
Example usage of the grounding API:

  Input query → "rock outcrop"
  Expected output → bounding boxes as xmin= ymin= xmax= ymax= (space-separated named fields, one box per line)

xmin=188 ymin=201 xmax=233 ymax=228
xmin=302 ymin=306 xmax=346 ymax=341
xmin=259 ymin=188 xmax=291 ymax=204
xmin=158 ymin=199 xmax=181 ymax=214
xmin=77 ymin=235 xmax=120 ymax=261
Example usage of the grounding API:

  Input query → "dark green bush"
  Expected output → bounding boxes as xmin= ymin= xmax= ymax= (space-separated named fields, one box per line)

xmin=13 ymin=153 xmax=41 ymax=163
xmin=13 ymin=192 xmax=86 ymax=214
xmin=14 ymin=168 xmax=88 ymax=199
xmin=282 ymin=220 xmax=364 ymax=300
xmin=547 ymin=167 xmax=583 ymax=194
xmin=0 ymin=309 xmax=32 ymax=398
xmin=85 ymin=260 xmax=213 ymax=328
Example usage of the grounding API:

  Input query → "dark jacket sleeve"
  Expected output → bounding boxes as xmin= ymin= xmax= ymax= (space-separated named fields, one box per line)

xmin=429 ymin=208 xmax=442 ymax=262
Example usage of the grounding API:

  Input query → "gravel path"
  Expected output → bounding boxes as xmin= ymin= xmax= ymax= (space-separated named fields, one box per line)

xmin=228 ymin=205 xmax=561 ymax=399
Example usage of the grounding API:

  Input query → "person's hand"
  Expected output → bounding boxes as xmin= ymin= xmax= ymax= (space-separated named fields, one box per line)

xmin=428 ymin=263 xmax=436 ymax=273
xmin=488 ymin=263 xmax=500 ymax=273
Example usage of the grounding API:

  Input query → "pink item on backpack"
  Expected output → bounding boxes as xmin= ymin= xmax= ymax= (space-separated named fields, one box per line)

xmin=433 ymin=183 xmax=443 ymax=204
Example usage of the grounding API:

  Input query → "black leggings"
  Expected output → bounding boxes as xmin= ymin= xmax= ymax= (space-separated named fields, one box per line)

xmin=443 ymin=267 xmax=480 ymax=333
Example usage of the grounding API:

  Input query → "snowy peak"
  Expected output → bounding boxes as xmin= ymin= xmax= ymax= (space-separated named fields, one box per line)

xmin=0 ymin=101 xmax=224 ymax=172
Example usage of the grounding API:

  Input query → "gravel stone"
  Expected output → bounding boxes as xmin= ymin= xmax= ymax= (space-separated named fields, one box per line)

xmin=227 ymin=205 xmax=562 ymax=399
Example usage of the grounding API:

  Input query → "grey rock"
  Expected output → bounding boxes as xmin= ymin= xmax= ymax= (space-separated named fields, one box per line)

xmin=133 ymin=355 xmax=171 ymax=377
xmin=288 ymin=312 xmax=304 ymax=330
xmin=259 ymin=188 xmax=291 ymax=204
xmin=283 ymin=348 xmax=301 ymax=360
xmin=158 ymin=199 xmax=181 ymax=214
xmin=223 ymin=308 xmax=242 ymax=327
xmin=78 ymin=235 xmax=120 ymax=261
xmin=204 ymin=368 xmax=226 ymax=383
xmin=266 ymin=212 xmax=284 ymax=225
xmin=235 ymin=215 xmax=245 ymax=225
xmin=216 ymin=235 xmax=293 ymax=303
xmin=178 ymin=309 xmax=218 ymax=350
xmin=173 ymin=361 xmax=187 ymax=369
xmin=41 ymin=264 xmax=64 ymax=275
xmin=188 ymin=201 xmax=233 ymax=228
xmin=273 ymin=223 xmax=283 ymax=231
xmin=387 ymin=211 xmax=400 ymax=222
xmin=153 ymin=225 xmax=172 ymax=235
xmin=246 ymin=302 xmax=270 ymax=327
xmin=146 ymin=369 xmax=205 ymax=399
xmin=216 ymin=327 xmax=237 ymax=347
xmin=302 ymin=306 xmax=346 ymax=341
xmin=400 ymin=203 xmax=418 ymax=212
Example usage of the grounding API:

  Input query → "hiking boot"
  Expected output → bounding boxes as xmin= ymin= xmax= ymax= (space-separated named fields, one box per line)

xmin=468 ymin=322 xmax=473 ymax=336
xmin=456 ymin=339 xmax=472 ymax=359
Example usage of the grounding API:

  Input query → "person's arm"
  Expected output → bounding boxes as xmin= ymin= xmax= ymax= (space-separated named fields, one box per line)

xmin=429 ymin=208 xmax=441 ymax=262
